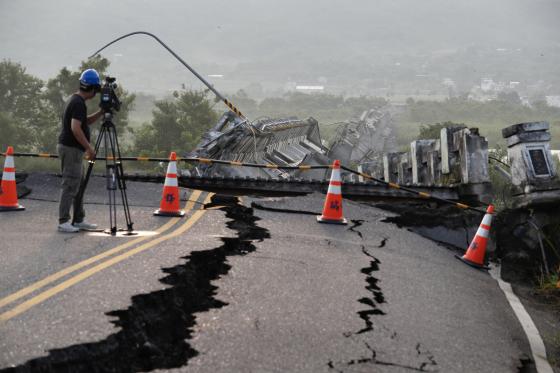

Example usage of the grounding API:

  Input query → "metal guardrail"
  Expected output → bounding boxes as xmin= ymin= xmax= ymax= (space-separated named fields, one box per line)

xmin=2 ymin=151 xmax=488 ymax=214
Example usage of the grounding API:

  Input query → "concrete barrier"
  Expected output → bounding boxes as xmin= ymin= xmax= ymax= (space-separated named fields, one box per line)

xmin=380 ymin=126 xmax=489 ymax=188
xmin=502 ymin=121 xmax=560 ymax=207
xmin=372 ymin=125 xmax=492 ymax=203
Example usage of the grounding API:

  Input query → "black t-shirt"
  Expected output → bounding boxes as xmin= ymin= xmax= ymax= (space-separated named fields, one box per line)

xmin=58 ymin=94 xmax=89 ymax=151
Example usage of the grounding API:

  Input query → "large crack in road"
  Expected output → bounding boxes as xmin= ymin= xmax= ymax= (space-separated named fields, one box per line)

xmin=348 ymin=219 xmax=387 ymax=337
xmin=356 ymin=245 xmax=385 ymax=335
xmin=1 ymin=196 xmax=269 ymax=373
xmin=328 ymin=219 xmax=438 ymax=372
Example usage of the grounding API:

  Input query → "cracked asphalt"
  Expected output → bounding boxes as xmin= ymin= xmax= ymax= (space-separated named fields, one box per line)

xmin=0 ymin=173 xmax=536 ymax=372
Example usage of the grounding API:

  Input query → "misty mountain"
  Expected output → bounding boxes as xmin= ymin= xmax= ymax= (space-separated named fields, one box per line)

xmin=1 ymin=0 xmax=559 ymax=95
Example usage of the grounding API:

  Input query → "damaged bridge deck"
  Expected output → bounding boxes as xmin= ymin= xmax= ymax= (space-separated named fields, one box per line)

xmin=0 ymin=174 xmax=536 ymax=372
xmin=126 ymin=173 xmax=463 ymax=201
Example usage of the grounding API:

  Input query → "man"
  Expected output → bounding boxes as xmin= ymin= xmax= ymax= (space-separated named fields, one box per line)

xmin=57 ymin=68 xmax=104 ymax=233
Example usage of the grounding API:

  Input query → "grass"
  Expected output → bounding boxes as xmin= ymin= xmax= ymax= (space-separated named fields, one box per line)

xmin=535 ymin=265 xmax=560 ymax=310
xmin=537 ymin=272 xmax=560 ymax=292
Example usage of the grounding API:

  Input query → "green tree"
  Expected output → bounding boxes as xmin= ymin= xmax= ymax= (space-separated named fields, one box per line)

xmin=0 ymin=112 xmax=32 ymax=151
xmin=133 ymin=89 xmax=219 ymax=156
xmin=0 ymin=60 xmax=43 ymax=119
xmin=0 ymin=60 xmax=53 ymax=151
xmin=43 ymin=67 xmax=79 ymax=116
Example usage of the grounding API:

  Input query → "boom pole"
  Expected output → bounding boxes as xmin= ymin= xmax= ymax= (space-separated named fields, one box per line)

xmin=89 ymin=31 xmax=246 ymax=119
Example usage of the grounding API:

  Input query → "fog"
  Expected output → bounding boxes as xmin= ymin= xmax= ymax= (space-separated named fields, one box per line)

xmin=1 ymin=0 xmax=559 ymax=96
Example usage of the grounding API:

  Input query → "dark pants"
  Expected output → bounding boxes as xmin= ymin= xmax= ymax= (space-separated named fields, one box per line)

xmin=58 ymin=144 xmax=85 ymax=224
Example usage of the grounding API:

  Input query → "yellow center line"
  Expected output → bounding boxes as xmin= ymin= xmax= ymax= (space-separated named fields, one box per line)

xmin=0 ymin=190 xmax=203 ymax=311
xmin=0 ymin=192 xmax=214 ymax=323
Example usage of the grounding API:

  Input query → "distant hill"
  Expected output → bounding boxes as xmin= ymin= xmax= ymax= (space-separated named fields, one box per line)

xmin=1 ymin=0 xmax=559 ymax=95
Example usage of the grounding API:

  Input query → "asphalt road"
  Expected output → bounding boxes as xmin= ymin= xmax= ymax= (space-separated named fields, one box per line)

xmin=0 ymin=173 xmax=538 ymax=372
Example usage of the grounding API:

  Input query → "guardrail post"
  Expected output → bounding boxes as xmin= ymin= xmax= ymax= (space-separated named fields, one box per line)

xmin=502 ymin=121 xmax=560 ymax=207
xmin=398 ymin=152 xmax=412 ymax=185
xmin=411 ymin=140 xmax=436 ymax=185
xmin=454 ymin=128 xmax=489 ymax=184
xmin=427 ymin=140 xmax=442 ymax=185
xmin=383 ymin=152 xmax=400 ymax=183
xmin=441 ymin=126 xmax=466 ymax=183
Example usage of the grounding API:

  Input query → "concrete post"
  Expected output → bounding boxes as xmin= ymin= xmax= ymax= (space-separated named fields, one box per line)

xmin=411 ymin=140 xmax=436 ymax=185
xmin=383 ymin=152 xmax=400 ymax=183
xmin=440 ymin=126 xmax=466 ymax=176
xmin=427 ymin=139 xmax=442 ymax=185
xmin=454 ymin=128 xmax=489 ymax=184
xmin=398 ymin=152 xmax=412 ymax=185
xmin=357 ymin=165 xmax=364 ymax=182
xmin=502 ymin=122 xmax=560 ymax=203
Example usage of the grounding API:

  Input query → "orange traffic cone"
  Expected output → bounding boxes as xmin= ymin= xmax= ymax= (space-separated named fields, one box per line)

xmin=317 ymin=159 xmax=347 ymax=225
xmin=154 ymin=152 xmax=185 ymax=217
xmin=0 ymin=146 xmax=25 ymax=212
xmin=456 ymin=204 xmax=494 ymax=269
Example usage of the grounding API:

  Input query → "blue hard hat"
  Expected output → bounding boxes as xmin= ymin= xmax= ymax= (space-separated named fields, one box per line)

xmin=79 ymin=68 xmax=101 ymax=89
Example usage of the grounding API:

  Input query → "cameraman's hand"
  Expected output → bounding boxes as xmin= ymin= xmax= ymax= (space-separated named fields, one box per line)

xmin=86 ymin=109 xmax=104 ymax=125
xmin=85 ymin=146 xmax=96 ymax=160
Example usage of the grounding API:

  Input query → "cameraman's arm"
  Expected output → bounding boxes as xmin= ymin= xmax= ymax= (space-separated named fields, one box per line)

xmin=87 ymin=109 xmax=103 ymax=125
xmin=71 ymin=119 xmax=95 ymax=159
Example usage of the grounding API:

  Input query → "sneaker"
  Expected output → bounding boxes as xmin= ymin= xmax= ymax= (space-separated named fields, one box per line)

xmin=58 ymin=222 xmax=80 ymax=233
xmin=73 ymin=221 xmax=98 ymax=231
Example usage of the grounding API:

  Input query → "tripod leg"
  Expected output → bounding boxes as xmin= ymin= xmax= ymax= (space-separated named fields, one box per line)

xmin=109 ymin=125 xmax=134 ymax=232
xmin=72 ymin=125 xmax=105 ymax=225
xmin=116 ymin=161 xmax=134 ymax=231
xmin=106 ymin=127 xmax=118 ymax=235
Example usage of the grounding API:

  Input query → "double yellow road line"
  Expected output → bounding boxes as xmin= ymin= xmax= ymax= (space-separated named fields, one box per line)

xmin=0 ymin=190 xmax=213 ymax=323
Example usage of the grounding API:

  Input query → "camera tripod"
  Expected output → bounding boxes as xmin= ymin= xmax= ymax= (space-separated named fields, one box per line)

xmin=73 ymin=111 xmax=135 ymax=236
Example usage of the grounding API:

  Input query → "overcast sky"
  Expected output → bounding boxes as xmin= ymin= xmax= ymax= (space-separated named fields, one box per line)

xmin=1 ymin=0 xmax=559 ymax=93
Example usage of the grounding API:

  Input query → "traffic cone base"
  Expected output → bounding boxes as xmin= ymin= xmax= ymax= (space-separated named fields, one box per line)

xmin=154 ymin=209 xmax=185 ymax=217
xmin=0 ymin=146 xmax=25 ymax=212
xmin=0 ymin=204 xmax=25 ymax=212
xmin=455 ymin=254 xmax=489 ymax=270
xmin=317 ymin=215 xmax=348 ymax=225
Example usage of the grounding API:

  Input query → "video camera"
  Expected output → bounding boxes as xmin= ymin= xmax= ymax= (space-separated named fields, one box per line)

xmin=99 ymin=76 xmax=121 ymax=112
